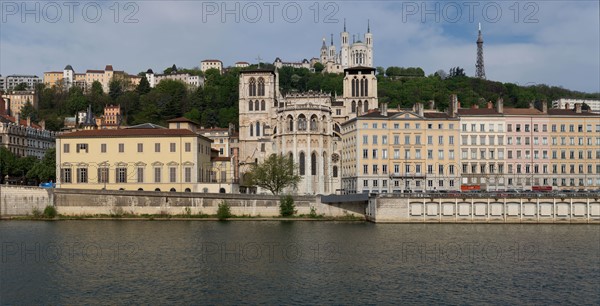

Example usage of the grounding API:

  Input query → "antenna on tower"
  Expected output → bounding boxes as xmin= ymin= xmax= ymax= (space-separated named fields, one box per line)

xmin=343 ymin=18 xmax=346 ymax=32
xmin=368 ymin=19 xmax=370 ymax=33
xmin=475 ymin=24 xmax=486 ymax=79
xmin=330 ymin=33 xmax=334 ymax=46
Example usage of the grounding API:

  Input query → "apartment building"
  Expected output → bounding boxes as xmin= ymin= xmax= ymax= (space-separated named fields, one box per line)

xmin=0 ymin=110 xmax=56 ymax=159
xmin=201 ymin=60 xmax=223 ymax=73
xmin=341 ymin=103 xmax=460 ymax=194
xmin=1 ymin=91 xmax=38 ymax=116
xmin=56 ymin=126 xmax=213 ymax=192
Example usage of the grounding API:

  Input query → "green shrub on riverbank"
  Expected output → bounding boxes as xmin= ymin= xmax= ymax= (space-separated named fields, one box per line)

xmin=43 ymin=205 xmax=57 ymax=219
xmin=280 ymin=195 xmax=296 ymax=217
xmin=217 ymin=201 xmax=232 ymax=220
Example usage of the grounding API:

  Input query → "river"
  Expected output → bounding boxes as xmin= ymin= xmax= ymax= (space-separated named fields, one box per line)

xmin=1 ymin=221 xmax=598 ymax=304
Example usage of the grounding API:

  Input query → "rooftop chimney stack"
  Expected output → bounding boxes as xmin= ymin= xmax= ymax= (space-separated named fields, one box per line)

xmin=40 ymin=120 xmax=46 ymax=130
xmin=27 ymin=116 xmax=31 ymax=127
xmin=15 ymin=113 xmax=20 ymax=125
xmin=415 ymin=102 xmax=424 ymax=117
xmin=496 ymin=98 xmax=504 ymax=114
xmin=575 ymin=103 xmax=582 ymax=114
xmin=529 ymin=100 xmax=535 ymax=109
xmin=448 ymin=94 xmax=459 ymax=117
xmin=487 ymin=101 xmax=493 ymax=109
xmin=428 ymin=100 xmax=435 ymax=110
xmin=381 ymin=102 xmax=388 ymax=116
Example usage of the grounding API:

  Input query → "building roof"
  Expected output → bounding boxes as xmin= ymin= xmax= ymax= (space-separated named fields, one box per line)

xmin=202 ymin=59 xmax=222 ymax=63
xmin=198 ymin=127 xmax=228 ymax=133
xmin=235 ymin=61 xmax=249 ymax=64
xmin=547 ymin=109 xmax=600 ymax=116
xmin=64 ymin=65 xmax=74 ymax=71
xmin=0 ymin=113 xmax=43 ymax=129
xmin=211 ymin=156 xmax=231 ymax=162
xmin=457 ymin=108 xmax=500 ymax=116
xmin=86 ymin=69 xmax=104 ymax=74
xmin=126 ymin=123 xmax=166 ymax=129
xmin=502 ymin=108 xmax=544 ymax=115
xmin=58 ymin=128 xmax=198 ymax=138
xmin=167 ymin=117 xmax=200 ymax=125
xmin=240 ymin=68 xmax=276 ymax=74
xmin=105 ymin=65 xmax=114 ymax=71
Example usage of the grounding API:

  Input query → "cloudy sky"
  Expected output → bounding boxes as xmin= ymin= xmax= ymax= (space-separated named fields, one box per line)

xmin=1 ymin=1 xmax=599 ymax=93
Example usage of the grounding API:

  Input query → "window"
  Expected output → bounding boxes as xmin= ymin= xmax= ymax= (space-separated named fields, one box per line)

xmin=480 ymin=124 xmax=485 ymax=132
xmin=154 ymin=167 xmax=161 ymax=183
xmin=438 ymin=136 xmax=443 ymax=144
xmin=372 ymin=149 xmax=378 ymax=159
xmin=372 ymin=136 xmax=378 ymax=144
xmin=363 ymin=165 xmax=368 ymax=174
xmin=61 ymin=168 xmax=72 ymax=183
xmin=363 ymin=149 xmax=368 ymax=159
xmin=138 ymin=143 xmax=144 ymax=153
xmin=119 ymin=143 xmax=124 ymax=153
xmin=363 ymin=136 xmax=368 ymax=144
xmin=155 ymin=143 xmax=161 ymax=152
xmin=525 ymin=124 xmax=530 ymax=132
xmin=394 ymin=149 xmax=400 ymax=159
xmin=185 ymin=143 xmax=191 ymax=152
xmin=405 ymin=149 xmax=410 ymax=159
xmin=169 ymin=167 xmax=177 ymax=183
xmin=394 ymin=136 xmax=400 ymax=145
xmin=427 ymin=150 xmax=433 ymax=159
xmin=382 ymin=136 xmax=388 ymax=145
xmin=170 ymin=143 xmax=176 ymax=152
xmin=311 ymin=153 xmax=317 ymax=175
xmin=415 ymin=149 xmax=421 ymax=159
xmin=372 ymin=165 xmax=378 ymax=174
xmin=98 ymin=168 xmax=109 ymax=183
xmin=449 ymin=136 xmax=454 ymax=145
xmin=137 ymin=167 xmax=144 ymax=183
xmin=333 ymin=166 xmax=338 ymax=178
xmin=427 ymin=136 xmax=433 ymax=145
xmin=404 ymin=135 xmax=410 ymax=145
xmin=76 ymin=143 xmax=88 ymax=153
xmin=299 ymin=152 xmax=306 ymax=175
xmin=415 ymin=136 xmax=421 ymax=145
xmin=117 ymin=168 xmax=127 ymax=183
xmin=101 ymin=144 xmax=107 ymax=153
xmin=438 ymin=150 xmax=444 ymax=159
xmin=382 ymin=149 xmax=388 ymax=159
xmin=63 ymin=143 xmax=70 ymax=153
xmin=77 ymin=168 xmax=88 ymax=183
xmin=449 ymin=150 xmax=455 ymax=160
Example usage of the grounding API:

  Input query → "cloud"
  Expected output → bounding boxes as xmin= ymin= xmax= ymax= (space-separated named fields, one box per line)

xmin=1 ymin=1 xmax=598 ymax=93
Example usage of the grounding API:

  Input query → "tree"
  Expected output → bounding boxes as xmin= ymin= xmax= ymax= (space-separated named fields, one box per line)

xmin=136 ymin=76 xmax=151 ymax=95
xmin=313 ymin=62 xmax=324 ymax=73
xmin=20 ymin=100 xmax=38 ymax=121
xmin=247 ymin=154 xmax=301 ymax=195
xmin=27 ymin=148 xmax=56 ymax=182
xmin=108 ymin=79 xmax=123 ymax=101
xmin=449 ymin=67 xmax=466 ymax=78
xmin=376 ymin=66 xmax=385 ymax=76
xmin=14 ymin=82 xmax=28 ymax=91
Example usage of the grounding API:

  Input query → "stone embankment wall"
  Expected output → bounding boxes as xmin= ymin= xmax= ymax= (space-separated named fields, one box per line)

xmin=52 ymin=189 xmax=363 ymax=217
xmin=368 ymin=195 xmax=600 ymax=223
xmin=0 ymin=186 xmax=53 ymax=216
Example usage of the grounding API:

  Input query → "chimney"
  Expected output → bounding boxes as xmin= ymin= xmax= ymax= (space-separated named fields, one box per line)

xmin=27 ymin=116 xmax=31 ymax=127
xmin=496 ymin=98 xmax=504 ymax=114
xmin=427 ymin=100 xmax=435 ymax=110
xmin=529 ymin=100 xmax=535 ymax=109
xmin=575 ymin=103 xmax=582 ymax=114
xmin=448 ymin=94 xmax=458 ymax=117
xmin=565 ymin=102 xmax=570 ymax=110
xmin=4 ymin=98 xmax=10 ymax=116
xmin=471 ymin=104 xmax=479 ymax=109
xmin=415 ymin=102 xmax=424 ymax=117
xmin=536 ymin=99 xmax=548 ymax=114
xmin=40 ymin=120 xmax=46 ymax=130
xmin=381 ymin=102 xmax=388 ymax=116
xmin=487 ymin=101 xmax=493 ymax=109
xmin=15 ymin=113 xmax=20 ymax=125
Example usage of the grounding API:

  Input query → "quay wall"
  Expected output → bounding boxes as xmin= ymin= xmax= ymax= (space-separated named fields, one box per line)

xmin=368 ymin=195 xmax=600 ymax=223
xmin=0 ymin=186 xmax=53 ymax=216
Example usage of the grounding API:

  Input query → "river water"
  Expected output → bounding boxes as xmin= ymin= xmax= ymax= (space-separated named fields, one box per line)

xmin=1 ymin=221 xmax=598 ymax=304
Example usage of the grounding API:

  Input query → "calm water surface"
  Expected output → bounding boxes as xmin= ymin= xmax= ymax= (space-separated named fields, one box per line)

xmin=1 ymin=221 xmax=599 ymax=305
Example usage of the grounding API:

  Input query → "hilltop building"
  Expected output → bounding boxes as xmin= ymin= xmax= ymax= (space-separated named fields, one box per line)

xmin=44 ymin=65 xmax=141 ymax=92
xmin=145 ymin=65 xmax=203 ymax=88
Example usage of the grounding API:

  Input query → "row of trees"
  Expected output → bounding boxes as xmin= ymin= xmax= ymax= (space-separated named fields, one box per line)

xmin=0 ymin=148 xmax=56 ymax=184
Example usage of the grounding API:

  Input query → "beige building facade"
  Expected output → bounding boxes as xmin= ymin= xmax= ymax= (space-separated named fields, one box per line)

xmin=56 ymin=127 xmax=212 ymax=192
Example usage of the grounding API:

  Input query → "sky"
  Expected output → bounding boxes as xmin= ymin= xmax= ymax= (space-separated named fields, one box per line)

xmin=1 ymin=0 xmax=599 ymax=93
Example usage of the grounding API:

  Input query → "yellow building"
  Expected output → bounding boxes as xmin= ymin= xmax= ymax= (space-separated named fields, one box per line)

xmin=56 ymin=125 xmax=212 ymax=192
xmin=341 ymin=102 xmax=461 ymax=193
xmin=1 ymin=91 xmax=38 ymax=116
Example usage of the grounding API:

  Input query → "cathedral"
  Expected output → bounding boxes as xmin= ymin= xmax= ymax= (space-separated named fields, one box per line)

xmin=319 ymin=20 xmax=374 ymax=73
xmin=237 ymin=23 xmax=376 ymax=194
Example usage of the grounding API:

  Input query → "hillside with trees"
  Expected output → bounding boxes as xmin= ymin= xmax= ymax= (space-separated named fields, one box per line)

xmin=30 ymin=65 xmax=599 ymax=131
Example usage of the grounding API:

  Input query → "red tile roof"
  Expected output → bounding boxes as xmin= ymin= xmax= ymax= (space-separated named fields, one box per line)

xmin=167 ymin=117 xmax=200 ymax=124
xmin=0 ymin=114 xmax=43 ymax=129
xmin=202 ymin=59 xmax=222 ymax=63
xmin=58 ymin=128 xmax=198 ymax=138
xmin=212 ymin=156 xmax=231 ymax=162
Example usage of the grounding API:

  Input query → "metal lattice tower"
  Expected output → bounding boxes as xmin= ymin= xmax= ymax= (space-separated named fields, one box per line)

xmin=476 ymin=23 xmax=486 ymax=79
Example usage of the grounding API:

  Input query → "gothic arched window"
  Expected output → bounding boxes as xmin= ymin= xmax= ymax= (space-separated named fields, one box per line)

xmin=364 ymin=77 xmax=368 ymax=96
xmin=351 ymin=101 xmax=356 ymax=113
xmin=254 ymin=100 xmax=259 ymax=112
xmin=333 ymin=166 xmax=338 ymax=178
xmin=287 ymin=115 xmax=294 ymax=132
xmin=358 ymin=101 xmax=363 ymax=113
xmin=249 ymin=78 xmax=256 ymax=96
xmin=261 ymin=100 xmax=265 ymax=111
xmin=248 ymin=100 xmax=253 ymax=111
xmin=360 ymin=79 xmax=365 ymax=96
xmin=256 ymin=122 xmax=260 ymax=137
xmin=364 ymin=101 xmax=369 ymax=113
xmin=298 ymin=114 xmax=307 ymax=131
xmin=250 ymin=123 xmax=253 ymax=136
xmin=351 ymin=78 xmax=357 ymax=97
xmin=311 ymin=152 xmax=317 ymax=176
xmin=310 ymin=115 xmax=318 ymax=131
xmin=299 ymin=152 xmax=305 ymax=175
xmin=258 ymin=78 xmax=265 ymax=96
